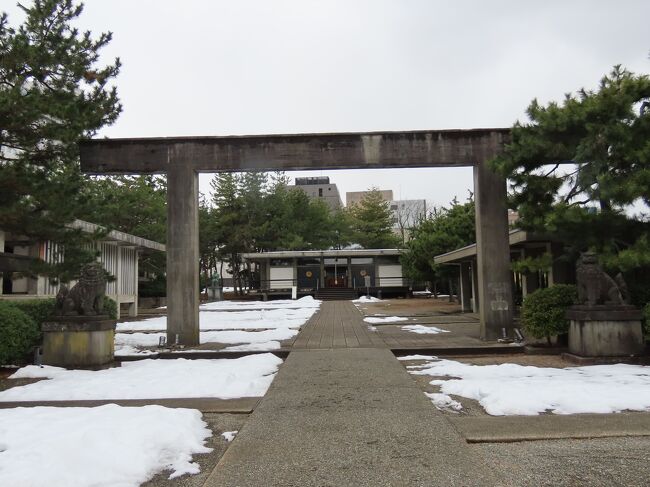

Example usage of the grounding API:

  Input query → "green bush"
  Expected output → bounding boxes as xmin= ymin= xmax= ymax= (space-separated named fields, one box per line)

xmin=0 ymin=302 xmax=40 ymax=365
xmin=8 ymin=298 xmax=56 ymax=325
xmin=102 ymin=296 xmax=118 ymax=319
xmin=521 ymin=284 xmax=578 ymax=345
xmin=643 ymin=303 xmax=650 ymax=339
xmin=139 ymin=276 xmax=166 ymax=297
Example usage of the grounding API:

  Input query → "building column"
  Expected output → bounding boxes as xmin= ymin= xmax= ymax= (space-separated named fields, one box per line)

xmin=473 ymin=163 xmax=514 ymax=340
xmin=459 ymin=262 xmax=472 ymax=312
xmin=114 ymin=246 xmax=122 ymax=320
xmin=166 ymin=161 xmax=200 ymax=346
xmin=471 ymin=260 xmax=479 ymax=313
xmin=129 ymin=251 xmax=139 ymax=317
xmin=347 ymin=257 xmax=352 ymax=288
xmin=319 ymin=257 xmax=325 ymax=289
xmin=546 ymin=242 xmax=554 ymax=286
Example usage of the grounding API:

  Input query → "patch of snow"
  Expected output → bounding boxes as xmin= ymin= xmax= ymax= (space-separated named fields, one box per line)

xmin=401 ymin=325 xmax=450 ymax=335
xmin=0 ymin=404 xmax=211 ymax=487
xmin=223 ymin=341 xmax=282 ymax=351
xmin=200 ymin=295 xmax=321 ymax=311
xmin=353 ymin=295 xmax=382 ymax=303
xmin=397 ymin=354 xmax=438 ymax=361
xmin=363 ymin=316 xmax=409 ymax=324
xmin=116 ymin=328 xmax=298 ymax=348
xmin=425 ymin=392 xmax=463 ymax=412
xmin=221 ymin=430 xmax=238 ymax=442
xmin=117 ymin=307 xmax=317 ymax=332
xmin=408 ymin=357 xmax=650 ymax=416
xmin=2 ymin=354 xmax=282 ymax=401
xmin=367 ymin=326 xmax=378 ymax=332
xmin=114 ymin=345 xmax=158 ymax=356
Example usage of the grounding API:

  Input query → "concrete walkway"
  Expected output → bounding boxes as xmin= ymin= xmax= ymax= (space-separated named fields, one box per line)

xmin=204 ymin=302 xmax=499 ymax=486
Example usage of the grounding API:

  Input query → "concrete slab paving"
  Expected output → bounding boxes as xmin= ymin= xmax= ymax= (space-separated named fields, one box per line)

xmin=203 ymin=348 xmax=501 ymax=487
xmin=449 ymin=412 xmax=650 ymax=443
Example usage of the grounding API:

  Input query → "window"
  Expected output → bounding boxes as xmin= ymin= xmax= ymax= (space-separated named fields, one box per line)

xmin=318 ymin=188 xmax=323 ymax=197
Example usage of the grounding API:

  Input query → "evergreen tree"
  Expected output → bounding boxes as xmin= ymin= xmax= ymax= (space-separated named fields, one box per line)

xmin=347 ymin=188 xmax=400 ymax=249
xmin=0 ymin=0 xmax=121 ymax=281
xmin=401 ymin=198 xmax=475 ymax=292
xmin=492 ymin=66 xmax=650 ymax=273
xmin=210 ymin=173 xmax=248 ymax=293
xmin=79 ymin=176 xmax=166 ymax=275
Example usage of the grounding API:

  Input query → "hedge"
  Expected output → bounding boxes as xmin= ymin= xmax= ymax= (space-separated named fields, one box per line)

xmin=0 ymin=302 xmax=40 ymax=365
xmin=6 ymin=298 xmax=56 ymax=325
xmin=102 ymin=296 xmax=118 ymax=319
xmin=521 ymin=284 xmax=578 ymax=345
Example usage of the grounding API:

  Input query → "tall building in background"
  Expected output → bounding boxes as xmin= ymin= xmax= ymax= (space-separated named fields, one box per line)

xmin=345 ymin=189 xmax=393 ymax=207
xmin=293 ymin=176 xmax=342 ymax=210
xmin=390 ymin=199 xmax=427 ymax=241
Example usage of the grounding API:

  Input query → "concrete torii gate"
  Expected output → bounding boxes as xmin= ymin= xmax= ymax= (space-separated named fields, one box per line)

xmin=80 ymin=128 xmax=513 ymax=344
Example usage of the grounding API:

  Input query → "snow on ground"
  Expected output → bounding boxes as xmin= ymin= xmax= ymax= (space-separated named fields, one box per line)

xmin=363 ymin=316 xmax=409 ymax=324
xmin=0 ymin=404 xmax=211 ymax=487
xmin=353 ymin=295 xmax=382 ymax=303
xmin=115 ymin=328 xmax=299 ymax=348
xmin=117 ymin=297 xmax=320 ymax=352
xmin=114 ymin=345 xmax=159 ymax=357
xmin=223 ymin=341 xmax=281 ymax=351
xmin=1 ymin=354 xmax=282 ymax=401
xmin=117 ymin=308 xmax=316 ymax=332
xmin=402 ymin=356 xmax=650 ymax=416
xmin=221 ymin=430 xmax=238 ymax=442
xmin=201 ymin=295 xmax=321 ymax=311
xmin=401 ymin=324 xmax=450 ymax=335
xmin=425 ymin=392 xmax=462 ymax=412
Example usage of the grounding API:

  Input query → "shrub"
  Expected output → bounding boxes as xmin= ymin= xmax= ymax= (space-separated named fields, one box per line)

xmin=139 ymin=276 xmax=166 ymax=297
xmin=102 ymin=296 xmax=118 ymax=319
xmin=8 ymin=298 xmax=56 ymax=325
xmin=0 ymin=302 xmax=40 ymax=365
xmin=521 ymin=284 xmax=578 ymax=345
xmin=643 ymin=303 xmax=650 ymax=339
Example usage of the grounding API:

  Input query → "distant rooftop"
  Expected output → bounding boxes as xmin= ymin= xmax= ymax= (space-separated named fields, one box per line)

xmin=242 ymin=249 xmax=402 ymax=260
xmin=295 ymin=176 xmax=330 ymax=186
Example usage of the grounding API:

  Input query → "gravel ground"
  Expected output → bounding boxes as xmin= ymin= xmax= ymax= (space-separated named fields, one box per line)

xmin=141 ymin=412 xmax=248 ymax=487
xmin=478 ymin=436 xmax=650 ymax=487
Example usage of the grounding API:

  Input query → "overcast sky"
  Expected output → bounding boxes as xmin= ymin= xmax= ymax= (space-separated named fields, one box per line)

xmin=6 ymin=0 xmax=650 ymax=206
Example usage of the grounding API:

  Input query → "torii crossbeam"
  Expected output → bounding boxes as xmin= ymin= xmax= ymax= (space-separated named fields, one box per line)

xmin=80 ymin=128 xmax=513 ymax=344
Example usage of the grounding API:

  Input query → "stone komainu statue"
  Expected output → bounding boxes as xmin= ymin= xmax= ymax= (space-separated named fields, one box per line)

xmin=55 ymin=262 xmax=107 ymax=316
xmin=575 ymin=252 xmax=629 ymax=306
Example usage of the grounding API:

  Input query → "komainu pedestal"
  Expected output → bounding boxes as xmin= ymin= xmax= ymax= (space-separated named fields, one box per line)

xmin=42 ymin=263 xmax=116 ymax=368
xmin=567 ymin=253 xmax=644 ymax=358
xmin=567 ymin=305 xmax=644 ymax=357
xmin=42 ymin=317 xmax=116 ymax=367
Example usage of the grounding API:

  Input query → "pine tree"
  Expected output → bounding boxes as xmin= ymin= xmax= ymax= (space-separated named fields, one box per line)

xmin=401 ymin=198 xmax=475 ymax=290
xmin=80 ymin=176 xmax=166 ymax=274
xmin=0 ymin=0 xmax=121 ymax=281
xmin=347 ymin=188 xmax=400 ymax=249
xmin=491 ymin=66 xmax=650 ymax=273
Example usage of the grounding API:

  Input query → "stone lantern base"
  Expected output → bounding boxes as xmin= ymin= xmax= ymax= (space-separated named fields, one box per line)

xmin=42 ymin=316 xmax=117 ymax=368
xmin=566 ymin=305 xmax=645 ymax=358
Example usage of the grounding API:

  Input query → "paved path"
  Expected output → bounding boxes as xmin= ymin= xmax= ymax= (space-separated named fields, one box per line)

xmin=204 ymin=302 xmax=499 ymax=486
xmin=292 ymin=300 xmax=385 ymax=349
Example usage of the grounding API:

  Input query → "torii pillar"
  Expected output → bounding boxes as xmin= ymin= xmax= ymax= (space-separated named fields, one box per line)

xmin=80 ymin=128 xmax=514 ymax=345
xmin=166 ymin=154 xmax=200 ymax=346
